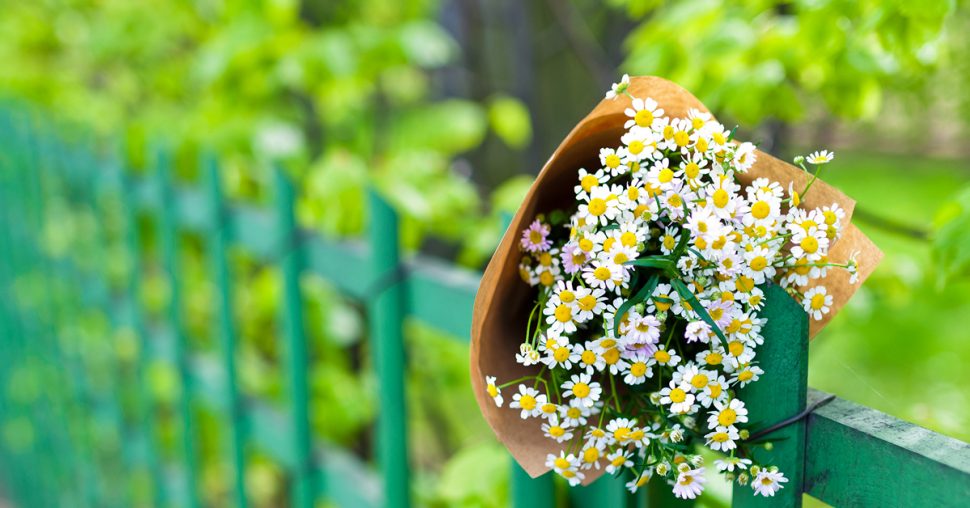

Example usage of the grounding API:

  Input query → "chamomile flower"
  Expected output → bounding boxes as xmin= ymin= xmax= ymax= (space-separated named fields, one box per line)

xmin=802 ymin=286 xmax=832 ymax=321
xmin=562 ymin=373 xmax=603 ymax=407
xmin=806 ymin=149 xmax=834 ymax=165
xmin=623 ymin=352 xmax=652 ymax=385
xmin=485 ymin=375 xmax=503 ymax=407
xmin=579 ymin=442 xmax=605 ymax=470
xmin=515 ymin=342 xmax=541 ymax=366
xmin=624 ymin=96 xmax=663 ymax=129
xmin=582 ymin=257 xmax=624 ymax=292
xmin=714 ymin=456 xmax=751 ymax=472
xmin=578 ymin=184 xmax=622 ymax=227
xmin=626 ymin=469 xmax=653 ymax=493
xmin=574 ymin=168 xmax=609 ymax=200
xmin=546 ymin=452 xmax=585 ymax=486
xmin=605 ymin=449 xmax=634 ymax=474
xmin=544 ymin=295 xmax=578 ymax=334
xmin=708 ymin=398 xmax=748 ymax=429
xmin=672 ymin=466 xmax=706 ymax=499
xmin=560 ymin=399 xmax=592 ymax=427
xmin=542 ymin=415 xmax=574 ymax=443
xmin=605 ymin=74 xmax=630 ymax=100
xmin=660 ymin=382 xmax=697 ymax=414
xmin=704 ymin=425 xmax=739 ymax=451
xmin=752 ymin=468 xmax=788 ymax=497
xmin=573 ymin=286 xmax=606 ymax=322
xmin=732 ymin=363 xmax=764 ymax=387
xmin=649 ymin=345 xmax=681 ymax=369
xmin=510 ymin=385 xmax=547 ymax=419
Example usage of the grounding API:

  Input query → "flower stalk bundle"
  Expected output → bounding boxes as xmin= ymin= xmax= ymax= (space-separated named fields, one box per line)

xmin=470 ymin=76 xmax=881 ymax=500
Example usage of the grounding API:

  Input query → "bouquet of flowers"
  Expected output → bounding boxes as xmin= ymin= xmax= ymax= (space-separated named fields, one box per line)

xmin=471 ymin=76 xmax=881 ymax=499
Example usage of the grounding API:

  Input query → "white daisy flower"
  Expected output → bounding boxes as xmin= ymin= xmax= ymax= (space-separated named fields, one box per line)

xmin=704 ymin=425 xmax=740 ymax=451
xmin=671 ymin=465 xmax=706 ymax=499
xmin=562 ymin=373 xmax=602 ymax=407
xmin=707 ymin=398 xmax=748 ymax=429
xmin=752 ymin=468 xmax=788 ymax=497
xmin=626 ymin=469 xmax=654 ymax=493
xmin=605 ymin=73 xmax=630 ymax=100
xmin=574 ymin=167 xmax=609 ymax=200
xmin=485 ymin=375 xmax=503 ymax=407
xmin=806 ymin=149 xmax=834 ymax=165
xmin=605 ymin=449 xmax=633 ymax=474
xmin=660 ymin=381 xmax=697 ymax=414
xmin=560 ymin=398 xmax=592 ymax=427
xmin=510 ymin=384 xmax=547 ymax=419
xmin=802 ymin=286 xmax=832 ymax=321
xmin=541 ymin=415 xmax=574 ymax=443
xmin=546 ymin=451 xmax=585 ymax=486
xmin=714 ymin=456 xmax=752 ymax=472
xmin=622 ymin=352 xmax=652 ymax=385
xmin=624 ymin=96 xmax=664 ymax=129
xmin=578 ymin=442 xmax=605 ymax=470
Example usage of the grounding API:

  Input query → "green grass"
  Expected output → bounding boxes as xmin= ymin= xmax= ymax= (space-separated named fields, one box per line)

xmin=806 ymin=151 xmax=970 ymax=443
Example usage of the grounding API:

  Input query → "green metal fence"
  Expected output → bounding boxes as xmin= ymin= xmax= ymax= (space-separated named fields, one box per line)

xmin=0 ymin=109 xmax=968 ymax=508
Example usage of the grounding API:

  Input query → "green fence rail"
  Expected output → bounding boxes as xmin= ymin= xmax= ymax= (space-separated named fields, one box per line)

xmin=0 ymin=109 xmax=968 ymax=508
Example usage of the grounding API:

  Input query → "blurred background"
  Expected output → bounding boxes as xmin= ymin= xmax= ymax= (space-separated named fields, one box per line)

xmin=1 ymin=0 xmax=969 ymax=507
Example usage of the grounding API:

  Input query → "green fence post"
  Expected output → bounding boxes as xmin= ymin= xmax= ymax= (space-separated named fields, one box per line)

xmin=156 ymin=147 xmax=202 ymax=508
xmin=273 ymin=165 xmax=316 ymax=508
xmin=731 ymin=284 xmax=808 ymax=508
xmin=366 ymin=189 xmax=410 ymax=508
xmin=205 ymin=154 xmax=249 ymax=508
xmin=119 ymin=165 xmax=168 ymax=508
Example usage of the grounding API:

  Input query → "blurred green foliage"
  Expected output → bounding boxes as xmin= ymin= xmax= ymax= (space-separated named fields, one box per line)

xmin=1 ymin=0 xmax=969 ymax=507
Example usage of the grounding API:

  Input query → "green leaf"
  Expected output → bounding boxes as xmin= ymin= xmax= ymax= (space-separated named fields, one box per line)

xmin=614 ymin=274 xmax=660 ymax=337
xmin=625 ymin=256 xmax=677 ymax=275
xmin=670 ymin=278 xmax=729 ymax=351
xmin=488 ymin=95 xmax=532 ymax=149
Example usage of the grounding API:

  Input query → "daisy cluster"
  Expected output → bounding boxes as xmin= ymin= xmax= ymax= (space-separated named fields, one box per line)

xmin=484 ymin=75 xmax=859 ymax=499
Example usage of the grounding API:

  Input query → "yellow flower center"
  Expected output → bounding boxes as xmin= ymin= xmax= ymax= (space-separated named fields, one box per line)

xmin=691 ymin=374 xmax=709 ymax=389
xmin=603 ymin=348 xmax=620 ymax=365
xmin=654 ymin=350 xmax=671 ymax=364
xmin=581 ymin=350 xmax=596 ymax=365
xmin=539 ymin=271 xmax=554 ymax=286
xmin=554 ymin=346 xmax=571 ymax=362
xmin=684 ymin=162 xmax=700 ymax=179
xmin=588 ymin=198 xmax=607 ymax=216
xmin=519 ymin=395 xmax=536 ymax=410
xmin=705 ymin=352 xmax=722 ymax=365
xmin=583 ymin=447 xmax=600 ymax=463
xmin=669 ymin=387 xmax=686 ymax=403
xmin=487 ymin=384 xmax=498 ymax=397
xmin=567 ymin=407 xmax=581 ymax=418
xmin=674 ymin=130 xmax=690 ymax=147
xmin=614 ymin=427 xmax=631 ymax=441
xmin=581 ymin=174 xmax=599 ymax=192
xmin=605 ymin=154 xmax=621 ymax=169
xmin=738 ymin=370 xmax=754 ymax=382
xmin=635 ymin=109 xmax=654 ymax=127
xmin=539 ymin=253 xmax=552 ymax=266
xmin=572 ymin=383 xmax=591 ymax=398
xmin=662 ymin=235 xmax=676 ymax=251
xmin=718 ymin=408 xmax=737 ymax=426
xmin=529 ymin=230 xmax=543 ymax=244
xmin=628 ymin=140 xmax=644 ymax=154
xmin=630 ymin=362 xmax=647 ymax=377
xmin=620 ymin=231 xmax=637 ymax=247
xmin=549 ymin=426 xmax=565 ymax=437
xmin=578 ymin=238 xmax=593 ymax=252
xmin=560 ymin=290 xmax=576 ymax=303
xmin=554 ymin=457 xmax=570 ymax=470
xmin=713 ymin=189 xmax=729 ymax=208
xmin=800 ymin=236 xmax=819 ymax=254
xmin=711 ymin=432 xmax=729 ymax=443
xmin=555 ymin=305 xmax=573 ymax=323
xmin=810 ymin=293 xmax=826 ymax=310
xmin=750 ymin=256 xmax=767 ymax=271
xmin=578 ymin=295 xmax=597 ymax=312
xmin=728 ymin=341 xmax=744 ymax=357
xmin=751 ymin=201 xmax=770 ymax=219
xmin=594 ymin=266 xmax=611 ymax=281
xmin=658 ymin=168 xmax=674 ymax=183
xmin=709 ymin=383 xmax=723 ymax=398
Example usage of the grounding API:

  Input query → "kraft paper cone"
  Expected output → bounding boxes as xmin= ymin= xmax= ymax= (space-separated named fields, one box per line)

xmin=470 ymin=76 xmax=883 ymax=481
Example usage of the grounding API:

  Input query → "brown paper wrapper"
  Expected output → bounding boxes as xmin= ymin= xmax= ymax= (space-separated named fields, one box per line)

xmin=470 ymin=76 xmax=883 ymax=481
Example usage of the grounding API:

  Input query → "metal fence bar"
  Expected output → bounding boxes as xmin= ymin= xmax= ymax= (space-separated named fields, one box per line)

xmin=273 ymin=165 xmax=316 ymax=508
xmin=120 ymin=163 xmax=168 ymax=507
xmin=367 ymin=189 xmax=411 ymax=508
xmin=205 ymin=155 xmax=249 ymax=507
xmin=157 ymin=148 xmax=203 ymax=507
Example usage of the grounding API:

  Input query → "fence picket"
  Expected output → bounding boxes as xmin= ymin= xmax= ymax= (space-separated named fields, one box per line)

xmin=205 ymin=155 xmax=249 ymax=507
xmin=273 ymin=165 xmax=316 ymax=508
xmin=366 ymin=189 xmax=411 ymax=508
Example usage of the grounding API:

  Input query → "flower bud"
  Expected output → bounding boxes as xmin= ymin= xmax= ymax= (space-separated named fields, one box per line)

xmin=739 ymin=429 xmax=750 ymax=440
xmin=737 ymin=472 xmax=750 ymax=486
